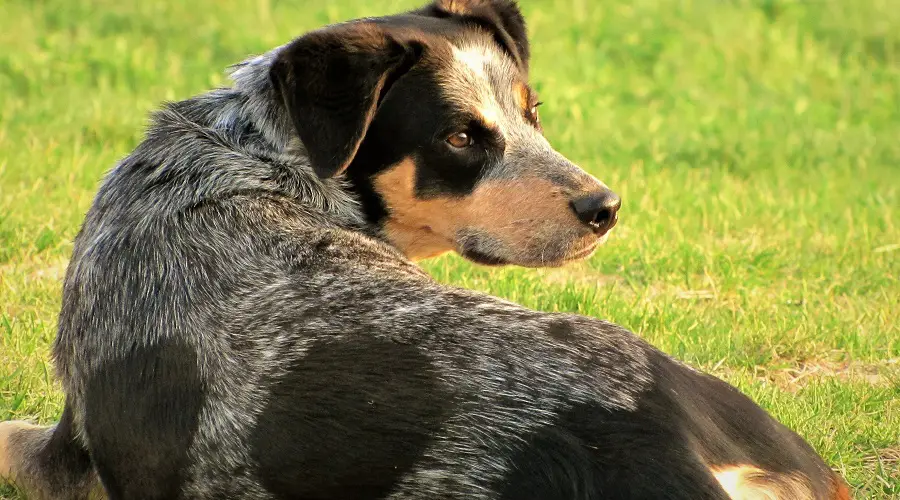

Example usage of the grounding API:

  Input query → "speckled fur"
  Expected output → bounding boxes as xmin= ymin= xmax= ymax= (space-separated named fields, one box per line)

xmin=0 ymin=1 xmax=846 ymax=499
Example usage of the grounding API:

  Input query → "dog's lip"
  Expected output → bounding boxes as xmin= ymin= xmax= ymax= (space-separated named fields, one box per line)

xmin=458 ymin=232 xmax=608 ymax=267
xmin=459 ymin=247 xmax=511 ymax=266
xmin=563 ymin=237 xmax=604 ymax=262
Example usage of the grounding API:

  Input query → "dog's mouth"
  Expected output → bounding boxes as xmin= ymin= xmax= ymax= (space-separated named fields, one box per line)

xmin=458 ymin=233 xmax=606 ymax=268
xmin=562 ymin=239 xmax=602 ymax=262
xmin=459 ymin=247 xmax=511 ymax=266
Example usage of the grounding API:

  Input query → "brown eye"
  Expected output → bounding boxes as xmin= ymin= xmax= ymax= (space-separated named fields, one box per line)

xmin=447 ymin=131 xmax=474 ymax=148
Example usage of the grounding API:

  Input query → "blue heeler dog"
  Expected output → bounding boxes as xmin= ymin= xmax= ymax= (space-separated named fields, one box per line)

xmin=0 ymin=1 xmax=850 ymax=498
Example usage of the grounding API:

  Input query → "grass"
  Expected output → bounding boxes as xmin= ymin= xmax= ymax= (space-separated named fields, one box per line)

xmin=1 ymin=0 xmax=898 ymax=497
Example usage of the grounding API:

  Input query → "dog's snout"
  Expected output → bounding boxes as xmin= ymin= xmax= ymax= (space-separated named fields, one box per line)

xmin=570 ymin=189 xmax=621 ymax=234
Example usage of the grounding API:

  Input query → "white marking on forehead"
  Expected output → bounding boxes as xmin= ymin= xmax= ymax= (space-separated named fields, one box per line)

xmin=449 ymin=43 xmax=503 ymax=126
xmin=451 ymin=44 xmax=493 ymax=78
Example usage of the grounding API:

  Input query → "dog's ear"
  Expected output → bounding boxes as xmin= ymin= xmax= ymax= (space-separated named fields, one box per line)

xmin=270 ymin=23 xmax=424 ymax=178
xmin=417 ymin=0 xmax=529 ymax=72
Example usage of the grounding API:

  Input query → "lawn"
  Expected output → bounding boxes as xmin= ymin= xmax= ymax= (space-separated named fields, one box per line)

xmin=1 ymin=0 xmax=898 ymax=497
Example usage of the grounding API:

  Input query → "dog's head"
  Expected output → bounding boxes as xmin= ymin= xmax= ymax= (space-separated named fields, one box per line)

xmin=270 ymin=0 xmax=620 ymax=267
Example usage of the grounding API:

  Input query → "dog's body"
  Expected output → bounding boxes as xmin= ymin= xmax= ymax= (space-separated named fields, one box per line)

xmin=1 ymin=1 xmax=849 ymax=499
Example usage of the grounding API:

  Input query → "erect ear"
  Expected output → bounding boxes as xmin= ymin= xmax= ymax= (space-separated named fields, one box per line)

xmin=416 ymin=0 xmax=529 ymax=72
xmin=270 ymin=23 xmax=424 ymax=178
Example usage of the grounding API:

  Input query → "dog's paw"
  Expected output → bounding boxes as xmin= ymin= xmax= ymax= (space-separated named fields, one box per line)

xmin=0 ymin=420 xmax=41 ymax=483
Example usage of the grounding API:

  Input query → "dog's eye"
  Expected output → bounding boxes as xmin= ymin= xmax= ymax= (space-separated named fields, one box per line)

xmin=447 ymin=132 xmax=474 ymax=148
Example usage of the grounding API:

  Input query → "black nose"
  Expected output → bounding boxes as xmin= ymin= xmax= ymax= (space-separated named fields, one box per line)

xmin=570 ymin=190 xmax=621 ymax=234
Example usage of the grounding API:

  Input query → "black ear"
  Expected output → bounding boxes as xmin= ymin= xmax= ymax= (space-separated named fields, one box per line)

xmin=270 ymin=23 xmax=424 ymax=178
xmin=417 ymin=0 xmax=529 ymax=72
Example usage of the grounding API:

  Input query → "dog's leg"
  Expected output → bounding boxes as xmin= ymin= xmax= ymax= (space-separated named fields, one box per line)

xmin=0 ymin=404 xmax=104 ymax=500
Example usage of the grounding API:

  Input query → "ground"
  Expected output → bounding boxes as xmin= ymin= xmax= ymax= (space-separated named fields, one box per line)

xmin=0 ymin=0 xmax=898 ymax=498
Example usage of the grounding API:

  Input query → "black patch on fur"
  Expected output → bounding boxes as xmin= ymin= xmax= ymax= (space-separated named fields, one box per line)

xmin=413 ymin=118 xmax=506 ymax=198
xmin=270 ymin=23 xmax=425 ymax=179
xmin=546 ymin=320 xmax=573 ymax=343
xmin=83 ymin=341 xmax=203 ymax=499
xmin=346 ymin=171 xmax=392 ymax=227
xmin=496 ymin=402 xmax=730 ymax=500
xmin=250 ymin=336 xmax=453 ymax=499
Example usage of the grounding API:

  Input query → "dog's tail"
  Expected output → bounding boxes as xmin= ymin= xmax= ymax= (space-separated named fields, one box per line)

xmin=0 ymin=403 xmax=104 ymax=500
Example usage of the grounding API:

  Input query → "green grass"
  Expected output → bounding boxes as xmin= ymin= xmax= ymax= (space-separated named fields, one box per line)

xmin=1 ymin=0 xmax=898 ymax=497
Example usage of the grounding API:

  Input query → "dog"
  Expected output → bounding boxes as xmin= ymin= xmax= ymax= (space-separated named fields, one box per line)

xmin=0 ymin=1 xmax=850 ymax=498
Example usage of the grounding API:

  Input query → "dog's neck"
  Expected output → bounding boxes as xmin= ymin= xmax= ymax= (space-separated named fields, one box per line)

xmin=227 ymin=50 xmax=297 ymax=152
xmin=89 ymin=49 xmax=382 ymax=246
xmin=187 ymin=50 xmax=376 ymax=233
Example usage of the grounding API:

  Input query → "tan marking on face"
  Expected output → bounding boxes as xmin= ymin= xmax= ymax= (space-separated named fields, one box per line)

xmin=375 ymin=159 xmax=455 ymax=260
xmin=374 ymin=158 xmax=597 ymax=263
xmin=513 ymin=81 xmax=529 ymax=112
xmin=711 ymin=465 xmax=816 ymax=500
